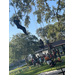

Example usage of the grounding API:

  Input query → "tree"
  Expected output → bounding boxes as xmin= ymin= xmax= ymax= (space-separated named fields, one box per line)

xmin=9 ymin=33 xmax=39 ymax=64
xmin=9 ymin=0 xmax=65 ymax=28
xmin=35 ymin=0 xmax=65 ymax=42
xmin=36 ymin=22 xmax=65 ymax=43
xmin=9 ymin=0 xmax=34 ymax=27
xmin=36 ymin=24 xmax=50 ymax=42
xmin=9 ymin=40 xmax=22 ymax=65
xmin=9 ymin=46 xmax=15 ymax=65
xmin=9 ymin=0 xmax=65 ymax=57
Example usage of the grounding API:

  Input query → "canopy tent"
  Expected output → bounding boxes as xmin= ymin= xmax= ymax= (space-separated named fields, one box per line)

xmin=35 ymin=45 xmax=48 ymax=53
xmin=52 ymin=40 xmax=65 ymax=47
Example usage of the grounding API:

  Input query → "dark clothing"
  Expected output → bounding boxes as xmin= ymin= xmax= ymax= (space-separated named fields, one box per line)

xmin=53 ymin=48 xmax=57 ymax=58
xmin=40 ymin=39 xmax=44 ymax=44
xmin=63 ymin=47 xmax=65 ymax=54
xmin=47 ymin=43 xmax=53 ymax=50
xmin=14 ymin=19 xmax=20 ymax=25
xmin=50 ymin=44 xmax=53 ymax=49
xmin=39 ymin=39 xmax=44 ymax=49
xmin=50 ymin=60 xmax=56 ymax=67
xmin=57 ymin=50 xmax=61 ymax=59
xmin=57 ymin=50 xmax=59 ymax=55
xmin=39 ymin=45 xmax=44 ymax=49
xmin=13 ymin=19 xmax=28 ymax=35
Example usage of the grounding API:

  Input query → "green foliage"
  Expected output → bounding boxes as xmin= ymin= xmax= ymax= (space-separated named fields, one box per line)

xmin=24 ymin=15 xmax=30 ymax=27
xmin=9 ymin=33 xmax=39 ymax=64
xmin=9 ymin=0 xmax=65 ymax=26
xmin=31 ymin=2 xmax=35 ymax=6
xmin=45 ymin=12 xmax=51 ymax=23
xmin=36 ymin=22 xmax=65 ymax=43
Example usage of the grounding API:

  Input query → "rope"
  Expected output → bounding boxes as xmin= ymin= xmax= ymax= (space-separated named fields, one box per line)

xmin=32 ymin=14 xmax=38 ymax=30
xmin=14 ymin=5 xmax=17 ymax=16
xmin=33 ymin=0 xmax=38 ymax=30
xmin=57 ymin=0 xmax=60 ymax=26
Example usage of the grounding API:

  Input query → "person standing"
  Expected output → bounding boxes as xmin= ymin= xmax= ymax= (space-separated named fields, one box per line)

xmin=57 ymin=49 xmax=61 ymax=59
xmin=62 ymin=45 xmax=65 ymax=55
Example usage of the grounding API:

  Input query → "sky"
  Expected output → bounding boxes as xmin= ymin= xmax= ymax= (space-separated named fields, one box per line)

xmin=9 ymin=1 xmax=57 ymax=40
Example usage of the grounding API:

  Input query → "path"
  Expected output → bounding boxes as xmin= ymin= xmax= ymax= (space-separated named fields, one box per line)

xmin=38 ymin=68 xmax=65 ymax=75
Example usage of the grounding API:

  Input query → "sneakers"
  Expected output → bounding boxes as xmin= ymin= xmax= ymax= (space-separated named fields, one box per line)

xmin=23 ymin=30 xmax=28 ymax=35
xmin=25 ymin=32 xmax=28 ymax=35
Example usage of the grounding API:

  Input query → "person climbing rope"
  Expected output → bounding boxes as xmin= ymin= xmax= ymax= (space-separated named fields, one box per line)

xmin=39 ymin=39 xmax=44 ymax=49
xmin=13 ymin=16 xmax=28 ymax=35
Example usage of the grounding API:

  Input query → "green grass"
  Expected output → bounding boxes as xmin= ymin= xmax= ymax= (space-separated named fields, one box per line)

xmin=9 ymin=62 xmax=26 ymax=71
xmin=9 ymin=56 xmax=65 ymax=75
xmin=9 ymin=65 xmax=27 ymax=73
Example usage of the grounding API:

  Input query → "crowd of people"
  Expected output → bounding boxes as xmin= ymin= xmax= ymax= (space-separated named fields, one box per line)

xmin=31 ymin=39 xmax=65 ymax=67
xmin=31 ymin=55 xmax=44 ymax=66
xmin=31 ymin=47 xmax=64 ymax=67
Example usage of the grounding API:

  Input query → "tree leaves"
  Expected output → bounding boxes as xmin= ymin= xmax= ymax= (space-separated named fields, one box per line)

xmin=31 ymin=2 xmax=35 ymax=6
xmin=9 ymin=33 xmax=39 ymax=64
xmin=24 ymin=15 xmax=30 ymax=27
xmin=9 ymin=0 xmax=65 ymax=29
xmin=23 ymin=0 xmax=28 ymax=3
xmin=10 ymin=2 xmax=14 ymax=6
xmin=45 ymin=12 xmax=50 ymax=23
xmin=9 ymin=0 xmax=65 ymax=43
xmin=36 ymin=21 xmax=65 ymax=43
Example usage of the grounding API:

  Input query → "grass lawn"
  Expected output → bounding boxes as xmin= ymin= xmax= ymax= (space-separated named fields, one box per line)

xmin=9 ymin=56 xmax=65 ymax=75
xmin=9 ymin=65 xmax=27 ymax=73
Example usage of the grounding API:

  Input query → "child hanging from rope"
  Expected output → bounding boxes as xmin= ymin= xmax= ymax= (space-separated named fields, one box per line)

xmin=13 ymin=16 xmax=28 ymax=35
